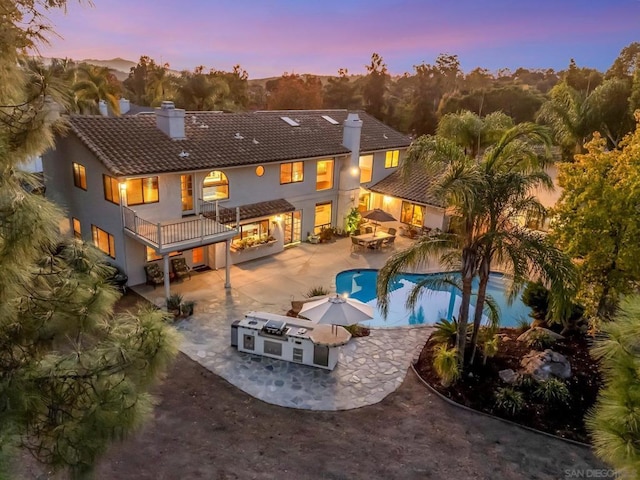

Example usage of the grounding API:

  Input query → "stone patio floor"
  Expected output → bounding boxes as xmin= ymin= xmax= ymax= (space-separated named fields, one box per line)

xmin=134 ymin=236 xmax=441 ymax=410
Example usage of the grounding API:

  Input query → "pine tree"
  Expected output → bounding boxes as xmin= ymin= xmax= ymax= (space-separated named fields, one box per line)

xmin=0 ymin=2 xmax=178 ymax=477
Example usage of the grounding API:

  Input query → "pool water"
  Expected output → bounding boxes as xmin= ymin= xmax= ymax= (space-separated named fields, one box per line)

xmin=335 ymin=269 xmax=531 ymax=328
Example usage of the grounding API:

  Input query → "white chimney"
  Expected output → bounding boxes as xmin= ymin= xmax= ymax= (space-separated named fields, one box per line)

xmin=119 ymin=98 xmax=130 ymax=115
xmin=155 ymin=101 xmax=186 ymax=140
xmin=342 ymin=113 xmax=362 ymax=165
xmin=98 ymin=100 xmax=108 ymax=117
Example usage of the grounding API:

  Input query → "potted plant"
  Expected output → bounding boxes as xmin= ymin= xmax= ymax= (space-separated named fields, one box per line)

xmin=307 ymin=231 xmax=320 ymax=244
xmin=166 ymin=293 xmax=183 ymax=318
xmin=345 ymin=208 xmax=361 ymax=235
xmin=181 ymin=300 xmax=196 ymax=317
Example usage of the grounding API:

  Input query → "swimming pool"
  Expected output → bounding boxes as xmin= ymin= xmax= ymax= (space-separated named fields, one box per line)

xmin=335 ymin=269 xmax=531 ymax=328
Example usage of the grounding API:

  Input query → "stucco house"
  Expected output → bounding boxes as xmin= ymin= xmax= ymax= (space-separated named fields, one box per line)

xmin=42 ymin=103 xmax=448 ymax=293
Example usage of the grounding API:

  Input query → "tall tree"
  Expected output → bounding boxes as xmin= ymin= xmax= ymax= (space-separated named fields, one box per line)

xmin=606 ymin=42 xmax=640 ymax=80
xmin=363 ymin=52 xmax=388 ymax=121
xmin=552 ymin=117 xmax=640 ymax=323
xmin=266 ymin=73 xmax=323 ymax=110
xmin=323 ymin=68 xmax=361 ymax=109
xmin=587 ymin=296 xmax=640 ymax=478
xmin=72 ymin=63 xmax=122 ymax=114
xmin=176 ymin=66 xmax=231 ymax=111
xmin=378 ymin=114 xmax=573 ymax=368
xmin=1 ymin=2 xmax=178 ymax=477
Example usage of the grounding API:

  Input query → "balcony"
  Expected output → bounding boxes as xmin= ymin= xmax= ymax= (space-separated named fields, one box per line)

xmin=123 ymin=206 xmax=239 ymax=254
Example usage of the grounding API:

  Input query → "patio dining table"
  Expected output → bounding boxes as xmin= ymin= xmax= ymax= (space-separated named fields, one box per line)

xmin=352 ymin=231 xmax=393 ymax=250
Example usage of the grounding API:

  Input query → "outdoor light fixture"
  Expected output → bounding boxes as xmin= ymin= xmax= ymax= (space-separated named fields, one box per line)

xmin=350 ymin=166 xmax=359 ymax=176
xmin=383 ymin=195 xmax=391 ymax=204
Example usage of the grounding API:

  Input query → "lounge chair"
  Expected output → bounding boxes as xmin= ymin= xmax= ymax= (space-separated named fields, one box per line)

xmin=171 ymin=257 xmax=192 ymax=281
xmin=144 ymin=262 xmax=164 ymax=288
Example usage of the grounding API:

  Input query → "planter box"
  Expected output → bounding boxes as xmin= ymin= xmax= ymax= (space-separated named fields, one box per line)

xmin=231 ymin=239 xmax=277 ymax=253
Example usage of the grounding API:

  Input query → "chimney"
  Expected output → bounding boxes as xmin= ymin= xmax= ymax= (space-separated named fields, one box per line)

xmin=342 ymin=113 xmax=362 ymax=165
xmin=155 ymin=101 xmax=186 ymax=140
xmin=98 ymin=100 xmax=108 ymax=117
xmin=119 ymin=98 xmax=130 ymax=115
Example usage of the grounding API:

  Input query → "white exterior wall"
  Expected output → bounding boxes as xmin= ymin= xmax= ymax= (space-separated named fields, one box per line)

xmin=42 ymin=136 xmax=128 ymax=273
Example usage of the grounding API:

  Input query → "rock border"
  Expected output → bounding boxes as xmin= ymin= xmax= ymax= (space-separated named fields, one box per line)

xmin=409 ymin=363 xmax=592 ymax=449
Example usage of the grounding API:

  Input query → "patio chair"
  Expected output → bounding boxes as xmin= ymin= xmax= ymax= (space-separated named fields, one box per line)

xmin=365 ymin=226 xmax=373 ymax=234
xmin=171 ymin=257 xmax=192 ymax=281
xmin=352 ymin=229 xmax=361 ymax=236
xmin=144 ymin=262 xmax=164 ymax=288
xmin=351 ymin=236 xmax=366 ymax=253
xmin=368 ymin=238 xmax=384 ymax=251
xmin=387 ymin=227 xmax=397 ymax=236
xmin=381 ymin=236 xmax=396 ymax=250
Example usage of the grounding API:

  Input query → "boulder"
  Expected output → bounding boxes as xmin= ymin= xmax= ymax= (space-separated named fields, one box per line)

xmin=499 ymin=369 xmax=520 ymax=384
xmin=516 ymin=327 xmax=564 ymax=343
xmin=520 ymin=349 xmax=571 ymax=382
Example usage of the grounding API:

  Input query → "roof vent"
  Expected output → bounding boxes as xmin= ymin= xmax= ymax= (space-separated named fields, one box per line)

xmin=199 ymin=124 xmax=209 ymax=129
xmin=383 ymin=133 xmax=388 ymax=139
xmin=280 ymin=116 xmax=300 ymax=127
xmin=322 ymin=115 xmax=339 ymax=125
xmin=234 ymin=133 xmax=244 ymax=140
xmin=192 ymin=115 xmax=198 ymax=124
xmin=253 ymin=138 xmax=259 ymax=144
xmin=179 ymin=150 xmax=190 ymax=158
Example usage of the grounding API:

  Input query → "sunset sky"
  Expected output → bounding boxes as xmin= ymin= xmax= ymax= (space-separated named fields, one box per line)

xmin=40 ymin=0 xmax=640 ymax=78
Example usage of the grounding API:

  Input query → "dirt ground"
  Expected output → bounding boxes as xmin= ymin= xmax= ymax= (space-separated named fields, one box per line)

xmin=17 ymin=293 xmax=605 ymax=480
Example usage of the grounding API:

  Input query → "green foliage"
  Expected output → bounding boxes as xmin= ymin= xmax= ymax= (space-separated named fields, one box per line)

xmin=587 ymin=296 xmax=640 ymax=477
xmin=522 ymin=281 xmax=550 ymax=321
xmin=432 ymin=344 xmax=460 ymax=387
xmin=494 ymin=387 xmax=525 ymax=416
xmin=166 ymin=293 xmax=183 ymax=311
xmin=180 ymin=300 xmax=195 ymax=317
xmin=363 ymin=52 xmax=388 ymax=121
xmin=344 ymin=324 xmax=370 ymax=338
xmin=524 ymin=329 xmax=557 ymax=350
xmin=344 ymin=208 xmax=361 ymax=234
xmin=0 ymin=4 xmax=179 ymax=476
xmin=534 ymin=378 xmax=571 ymax=406
xmin=431 ymin=317 xmax=467 ymax=347
xmin=481 ymin=334 xmax=500 ymax=365
xmin=304 ymin=286 xmax=330 ymax=298
xmin=553 ymin=119 xmax=640 ymax=322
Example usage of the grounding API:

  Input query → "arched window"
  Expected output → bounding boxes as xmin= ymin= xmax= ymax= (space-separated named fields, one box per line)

xmin=202 ymin=171 xmax=229 ymax=201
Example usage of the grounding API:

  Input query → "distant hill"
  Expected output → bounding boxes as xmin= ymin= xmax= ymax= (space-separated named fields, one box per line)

xmin=80 ymin=57 xmax=136 ymax=74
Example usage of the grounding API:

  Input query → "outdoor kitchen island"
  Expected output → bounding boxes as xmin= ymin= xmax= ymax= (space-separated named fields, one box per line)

xmin=232 ymin=311 xmax=351 ymax=370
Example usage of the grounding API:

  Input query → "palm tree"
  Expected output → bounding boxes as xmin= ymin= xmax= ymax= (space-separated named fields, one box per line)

xmin=377 ymin=114 xmax=575 ymax=368
xmin=71 ymin=64 xmax=121 ymax=115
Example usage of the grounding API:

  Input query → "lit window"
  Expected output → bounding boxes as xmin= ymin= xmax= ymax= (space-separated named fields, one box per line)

xmin=316 ymin=159 xmax=334 ymax=191
xmin=280 ymin=162 xmax=304 ymax=184
xmin=314 ymin=202 xmax=332 ymax=234
xmin=126 ymin=177 xmax=159 ymax=206
xmin=146 ymin=247 xmax=181 ymax=262
xmin=72 ymin=163 xmax=87 ymax=190
xmin=103 ymin=175 xmax=120 ymax=205
xmin=192 ymin=247 xmax=204 ymax=264
xmin=181 ymin=175 xmax=193 ymax=211
xmin=255 ymin=165 xmax=265 ymax=177
xmin=400 ymin=201 xmax=424 ymax=226
xmin=203 ymin=171 xmax=229 ymax=201
xmin=385 ymin=150 xmax=399 ymax=168
xmin=72 ymin=217 xmax=81 ymax=239
xmin=91 ymin=225 xmax=115 ymax=258
xmin=359 ymin=155 xmax=373 ymax=183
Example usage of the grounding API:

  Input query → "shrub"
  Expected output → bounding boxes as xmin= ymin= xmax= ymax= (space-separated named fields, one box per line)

xmin=181 ymin=300 xmax=196 ymax=317
xmin=166 ymin=293 xmax=183 ymax=311
xmin=319 ymin=227 xmax=335 ymax=242
xmin=432 ymin=344 xmax=460 ymax=387
xmin=431 ymin=317 xmax=470 ymax=347
xmin=534 ymin=378 xmax=571 ymax=406
xmin=345 ymin=208 xmax=361 ymax=234
xmin=516 ymin=374 xmax=537 ymax=393
xmin=524 ymin=329 xmax=556 ymax=350
xmin=305 ymin=286 xmax=330 ymax=298
xmin=481 ymin=335 xmax=500 ymax=365
xmin=522 ymin=281 xmax=550 ymax=321
xmin=494 ymin=387 xmax=525 ymax=416
xmin=344 ymin=324 xmax=370 ymax=337
xmin=516 ymin=317 xmax=531 ymax=334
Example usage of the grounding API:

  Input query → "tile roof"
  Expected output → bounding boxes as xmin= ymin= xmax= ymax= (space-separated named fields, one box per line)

xmin=367 ymin=168 xmax=445 ymax=209
xmin=205 ymin=198 xmax=296 ymax=224
xmin=67 ymin=109 xmax=410 ymax=177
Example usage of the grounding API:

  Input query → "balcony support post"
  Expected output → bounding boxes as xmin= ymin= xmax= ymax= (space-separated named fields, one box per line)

xmin=224 ymin=239 xmax=231 ymax=289
xmin=163 ymin=254 xmax=171 ymax=299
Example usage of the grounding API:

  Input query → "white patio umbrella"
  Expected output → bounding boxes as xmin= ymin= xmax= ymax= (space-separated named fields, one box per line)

xmin=299 ymin=295 xmax=374 ymax=327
